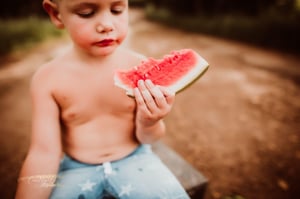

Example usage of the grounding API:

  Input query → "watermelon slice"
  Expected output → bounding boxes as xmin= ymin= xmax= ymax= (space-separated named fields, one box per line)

xmin=114 ymin=49 xmax=209 ymax=96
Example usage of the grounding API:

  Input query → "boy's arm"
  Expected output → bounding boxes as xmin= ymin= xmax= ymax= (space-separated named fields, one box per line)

xmin=134 ymin=79 xmax=175 ymax=143
xmin=15 ymin=70 xmax=62 ymax=199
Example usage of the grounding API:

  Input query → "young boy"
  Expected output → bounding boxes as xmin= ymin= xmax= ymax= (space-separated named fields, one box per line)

xmin=15 ymin=0 xmax=190 ymax=198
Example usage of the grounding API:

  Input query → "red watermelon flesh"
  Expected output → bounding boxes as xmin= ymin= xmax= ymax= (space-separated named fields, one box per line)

xmin=114 ymin=49 xmax=209 ymax=96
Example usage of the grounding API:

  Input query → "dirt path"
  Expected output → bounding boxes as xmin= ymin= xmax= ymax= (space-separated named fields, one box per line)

xmin=1 ymin=9 xmax=299 ymax=199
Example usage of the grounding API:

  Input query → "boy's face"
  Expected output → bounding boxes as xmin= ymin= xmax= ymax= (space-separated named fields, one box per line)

xmin=49 ymin=0 xmax=129 ymax=56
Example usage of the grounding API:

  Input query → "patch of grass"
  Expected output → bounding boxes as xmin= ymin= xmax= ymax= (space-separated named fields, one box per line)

xmin=145 ymin=4 xmax=300 ymax=54
xmin=0 ymin=16 xmax=64 ymax=56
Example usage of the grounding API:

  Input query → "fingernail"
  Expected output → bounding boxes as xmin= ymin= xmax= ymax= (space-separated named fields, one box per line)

xmin=145 ymin=79 xmax=152 ymax=85
xmin=133 ymin=87 xmax=139 ymax=95
xmin=138 ymin=80 xmax=143 ymax=86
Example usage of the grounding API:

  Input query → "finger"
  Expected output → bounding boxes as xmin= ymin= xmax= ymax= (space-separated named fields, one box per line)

xmin=145 ymin=79 xmax=167 ymax=108
xmin=159 ymin=86 xmax=175 ymax=105
xmin=138 ymin=80 xmax=153 ymax=101
xmin=137 ymin=80 xmax=158 ymax=113
xmin=134 ymin=87 xmax=151 ymax=115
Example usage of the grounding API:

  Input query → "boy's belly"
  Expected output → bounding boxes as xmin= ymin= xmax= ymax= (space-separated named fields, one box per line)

xmin=61 ymin=116 xmax=139 ymax=164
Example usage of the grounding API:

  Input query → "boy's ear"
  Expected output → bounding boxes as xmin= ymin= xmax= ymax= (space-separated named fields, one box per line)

xmin=43 ymin=0 xmax=64 ymax=29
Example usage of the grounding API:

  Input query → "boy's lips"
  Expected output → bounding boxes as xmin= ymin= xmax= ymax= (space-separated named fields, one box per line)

xmin=94 ymin=39 xmax=115 ymax=47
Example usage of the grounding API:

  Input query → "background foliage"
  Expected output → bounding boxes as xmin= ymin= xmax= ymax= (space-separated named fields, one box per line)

xmin=0 ymin=17 xmax=63 ymax=55
xmin=134 ymin=0 xmax=300 ymax=53
xmin=0 ymin=1 xmax=61 ymax=56
xmin=145 ymin=0 xmax=298 ymax=16
xmin=0 ymin=0 xmax=299 ymax=55
xmin=0 ymin=0 xmax=46 ymax=18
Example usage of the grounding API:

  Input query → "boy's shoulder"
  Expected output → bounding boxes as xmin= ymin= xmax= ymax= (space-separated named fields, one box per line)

xmin=125 ymin=49 xmax=147 ymax=60
xmin=32 ymin=47 xmax=72 ymax=80
xmin=32 ymin=58 xmax=60 ymax=80
xmin=118 ymin=48 xmax=147 ymax=69
xmin=30 ymin=55 xmax=65 ymax=92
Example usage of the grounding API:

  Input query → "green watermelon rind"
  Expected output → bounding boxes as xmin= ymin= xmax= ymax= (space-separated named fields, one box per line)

xmin=171 ymin=63 xmax=209 ymax=94
xmin=114 ymin=49 xmax=209 ymax=96
xmin=167 ymin=54 xmax=209 ymax=94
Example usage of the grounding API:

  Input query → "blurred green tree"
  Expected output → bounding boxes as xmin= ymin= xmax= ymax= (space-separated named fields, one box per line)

xmin=3 ymin=0 xmax=297 ymax=18
xmin=148 ymin=0 xmax=297 ymax=16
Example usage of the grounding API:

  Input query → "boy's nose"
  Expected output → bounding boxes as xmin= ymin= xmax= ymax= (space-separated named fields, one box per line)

xmin=96 ymin=22 xmax=113 ymax=34
xmin=96 ymin=15 xmax=113 ymax=34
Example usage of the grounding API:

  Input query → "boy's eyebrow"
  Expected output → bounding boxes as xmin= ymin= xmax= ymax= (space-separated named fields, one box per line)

xmin=110 ymin=0 xmax=127 ymax=2
xmin=113 ymin=0 xmax=127 ymax=3
xmin=67 ymin=0 xmax=127 ymax=8
xmin=110 ymin=0 xmax=128 ymax=6
xmin=66 ymin=2 xmax=98 ymax=11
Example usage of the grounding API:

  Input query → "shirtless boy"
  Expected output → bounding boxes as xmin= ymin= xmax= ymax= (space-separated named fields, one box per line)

xmin=15 ymin=0 xmax=190 ymax=198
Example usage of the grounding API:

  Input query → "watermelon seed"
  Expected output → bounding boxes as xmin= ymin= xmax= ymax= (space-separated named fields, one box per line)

xmin=143 ymin=73 xmax=149 ymax=79
xmin=155 ymin=65 xmax=161 ymax=71
xmin=168 ymin=58 xmax=173 ymax=64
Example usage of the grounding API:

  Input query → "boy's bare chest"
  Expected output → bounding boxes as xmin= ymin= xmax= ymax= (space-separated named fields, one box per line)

xmin=53 ymin=69 xmax=135 ymax=123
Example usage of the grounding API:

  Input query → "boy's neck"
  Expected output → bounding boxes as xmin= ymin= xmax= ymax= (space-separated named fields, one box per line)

xmin=71 ymin=45 xmax=118 ymax=67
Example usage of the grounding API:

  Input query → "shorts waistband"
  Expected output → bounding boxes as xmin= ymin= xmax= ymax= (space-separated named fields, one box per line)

xmin=59 ymin=144 xmax=152 ymax=172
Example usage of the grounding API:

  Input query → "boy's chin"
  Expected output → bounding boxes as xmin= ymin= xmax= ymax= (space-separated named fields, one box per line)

xmin=91 ymin=46 xmax=119 ymax=57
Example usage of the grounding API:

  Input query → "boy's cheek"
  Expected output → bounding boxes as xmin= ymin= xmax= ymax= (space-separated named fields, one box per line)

xmin=68 ymin=24 xmax=92 ymax=40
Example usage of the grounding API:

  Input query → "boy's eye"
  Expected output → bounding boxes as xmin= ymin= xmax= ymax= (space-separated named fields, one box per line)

xmin=77 ymin=10 xmax=95 ymax=18
xmin=111 ymin=6 xmax=124 ymax=14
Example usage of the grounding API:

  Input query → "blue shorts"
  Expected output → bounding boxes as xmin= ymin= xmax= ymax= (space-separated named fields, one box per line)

xmin=50 ymin=144 xmax=190 ymax=199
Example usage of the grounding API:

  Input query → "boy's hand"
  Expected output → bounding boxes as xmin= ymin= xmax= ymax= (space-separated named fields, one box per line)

xmin=134 ymin=79 xmax=175 ymax=127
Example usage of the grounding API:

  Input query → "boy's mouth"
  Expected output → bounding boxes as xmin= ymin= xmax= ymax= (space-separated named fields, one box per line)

xmin=94 ymin=39 xmax=114 ymax=47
